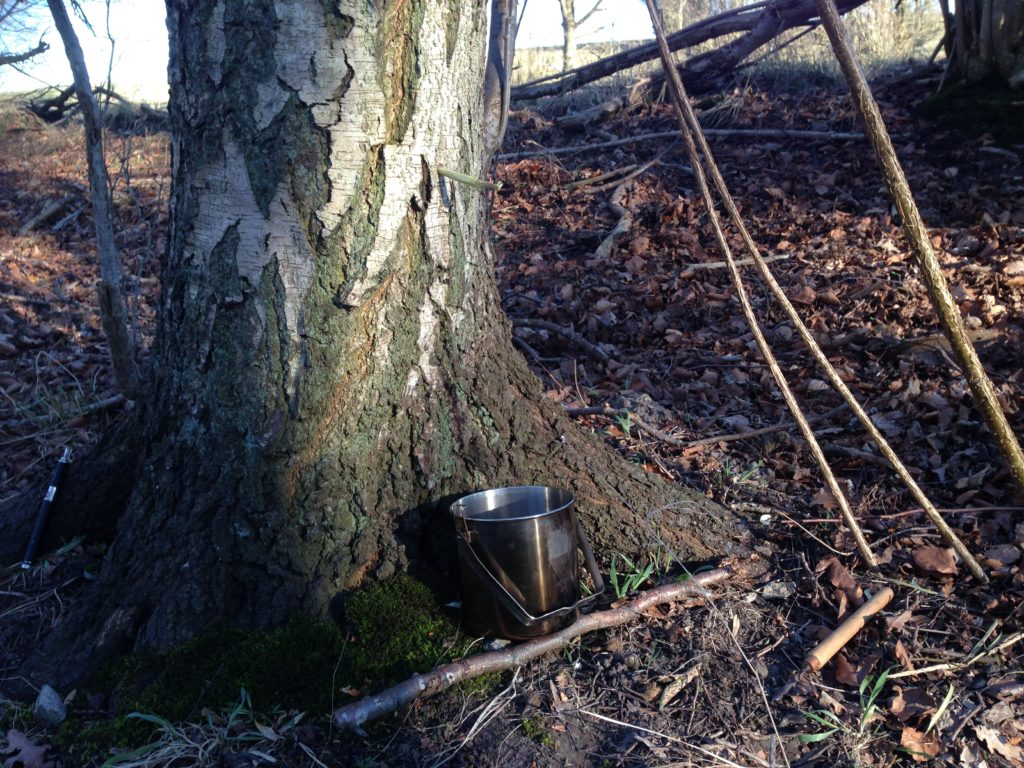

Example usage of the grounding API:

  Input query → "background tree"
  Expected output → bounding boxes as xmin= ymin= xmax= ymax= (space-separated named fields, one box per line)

xmin=946 ymin=0 xmax=1024 ymax=85
xmin=557 ymin=0 xmax=603 ymax=71
xmin=19 ymin=0 xmax=745 ymax=688
xmin=0 ymin=0 xmax=49 ymax=68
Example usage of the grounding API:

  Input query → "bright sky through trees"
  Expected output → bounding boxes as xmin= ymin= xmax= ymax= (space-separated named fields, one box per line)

xmin=0 ymin=0 xmax=654 ymax=101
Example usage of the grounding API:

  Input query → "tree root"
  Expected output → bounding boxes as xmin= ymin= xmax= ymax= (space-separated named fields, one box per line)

xmin=333 ymin=568 xmax=731 ymax=733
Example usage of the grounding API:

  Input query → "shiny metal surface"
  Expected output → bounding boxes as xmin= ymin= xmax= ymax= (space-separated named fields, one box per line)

xmin=452 ymin=486 xmax=586 ymax=639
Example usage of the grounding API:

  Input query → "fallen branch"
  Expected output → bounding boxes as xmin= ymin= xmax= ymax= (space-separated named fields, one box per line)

xmin=682 ymin=252 xmax=792 ymax=271
xmin=18 ymin=194 xmax=81 ymax=236
xmin=590 ymin=144 xmax=678 ymax=193
xmin=805 ymin=586 xmax=894 ymax=671
xmin=333 ymin=568 xmax=731 ymax=732
xmin=592 ymin=180 xmax=633 ymax=262
xmin=500 ymin=128 xmax=867 ymax=161
xmin=513 ymin=317 xmax=612 ymax=364
xmin=684 ymin=403 xmax=847 ymax=448
xmin=510 ymin=0 xmax=869 ymax=101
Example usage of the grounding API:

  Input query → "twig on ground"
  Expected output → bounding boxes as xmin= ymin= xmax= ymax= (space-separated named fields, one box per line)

xmin=592 ymin=180 xmax=633 ymax=262
xmin=18 ymin=194 xmax=81 ymax=235
xmin=0 ymin=292 xmax=54 ymax=308
xmin=512 ymin=318 xmax=612 ymax=364
xmin=510 ymin=335 xmax=542 ymax=363
xmin=804 ymin=587 xmax=894 ymax=672
xmin=579 ymin=710 xmax=753 ymax=768
xmin=565 ymin=164 xmax=639 ymax=190
xmin=589 ymin=144 xmax=682 ymax=192
xmin=333 ymin=568 xmax=730 ymax=732
xmin=682 ymin=253 xmax=792 ymax=271
xmin=887 ymin=631 xmax=1024 ymax=680
xmin=563 ymin=406 xmax=688 ymax=447
xmin=685 ymin=404 xmax=848 ymax=448
xmin=500 ymin=128 xmax=869 ymax=161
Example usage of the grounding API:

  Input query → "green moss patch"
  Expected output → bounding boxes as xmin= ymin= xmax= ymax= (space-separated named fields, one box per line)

xmin=62 ymin=574 xmax=504 ymax=758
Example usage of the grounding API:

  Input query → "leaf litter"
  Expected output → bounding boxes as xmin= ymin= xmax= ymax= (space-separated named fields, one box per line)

xmin=2 ymin=76 xmax=1024 ymax=766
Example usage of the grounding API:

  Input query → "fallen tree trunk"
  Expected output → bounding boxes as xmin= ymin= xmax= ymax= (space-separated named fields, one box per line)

xmin=511 ymin=0 xmax=870 ymax=102
xmin=333 ymin=568 xmax=731 ymax=732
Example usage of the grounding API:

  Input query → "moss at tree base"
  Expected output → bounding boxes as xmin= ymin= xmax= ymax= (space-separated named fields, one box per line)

xmin=54 ymin=573 xmax=505 ymax=761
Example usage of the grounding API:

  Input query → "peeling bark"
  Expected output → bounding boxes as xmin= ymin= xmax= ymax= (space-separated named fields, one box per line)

xmin=20 ymin=0 xmax=747 ymax=690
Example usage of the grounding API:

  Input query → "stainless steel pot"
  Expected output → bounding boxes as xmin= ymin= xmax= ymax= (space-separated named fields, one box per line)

xmin=451 ymin=486 xmax=605 ymax=639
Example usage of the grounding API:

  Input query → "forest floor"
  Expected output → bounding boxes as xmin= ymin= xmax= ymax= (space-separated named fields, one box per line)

xmin=2 ymin=68 xmax=1024 ymax=767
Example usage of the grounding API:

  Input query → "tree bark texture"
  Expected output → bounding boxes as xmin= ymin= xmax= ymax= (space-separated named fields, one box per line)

xmin=22 ymin=0 xmax=746 ymax=689
xmin=559 ymin=0 xmax=580 ymax=71
xmin=951 ymin=0 xmax=1024 ymax=85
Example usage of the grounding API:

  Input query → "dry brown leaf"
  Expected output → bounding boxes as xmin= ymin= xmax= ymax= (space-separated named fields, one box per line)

xmin=811 ymin=487 xmax=838 ymax=511
xmin=976 ymin=725 xmax=1024 ymax=765
xmin=894 ymin=639 xmax=915 ymax=672
xmin=818 ymin=688 xmax=847 ymax=716
xmin=823 ymin=557 xmax=864 ymax=610
xmin=900 ymin=726 xmax=940 ymax=761
xmin=983 ymin=544 xmax=1021 ymax=567
xmin=3 ymin=729 xmax=54 ymax=768
xmin=789 ymin=284 xmax=817 ymax=304
xmin=834 ymin=653 xmax=860 ymax=686
xmin=887 ymin=609 xmax=915 ymax=633
xmin=889 ymin=686 xmax=935 ymax=723
xmin=913 ymin=545 xmax=959 ymax=575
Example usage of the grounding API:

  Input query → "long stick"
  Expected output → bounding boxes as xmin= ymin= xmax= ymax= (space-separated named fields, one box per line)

xmin=333 ymin=568 xmax=730 ymax=732
xmin=815 ymin=0 xmax=1024 ymax=497
xmin=644 ymin=0 xmax=877 ymax=569
xmin=646 ymin=0 xmax=987 ymax=582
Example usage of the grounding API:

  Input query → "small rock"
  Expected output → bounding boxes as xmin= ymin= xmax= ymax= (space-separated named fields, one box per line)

xmin=760 ymin=581 xmax=797 ymax=600
xmin=33 ymin=684 xmax=66 ymax=726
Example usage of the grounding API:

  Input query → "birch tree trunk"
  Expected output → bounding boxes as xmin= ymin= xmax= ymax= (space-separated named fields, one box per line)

xmin=20 ymin=0 xmax=746 ymax=688
xmin=560 ymin=0 xmax=580 ymax=71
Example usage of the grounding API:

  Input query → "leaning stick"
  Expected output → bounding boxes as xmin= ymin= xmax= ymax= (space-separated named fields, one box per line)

xmin=805 ymin=587 xmax=894 ymax=672
xmin=333 ymin=568 xmax=730 ymax=732
xmin=815 ymin=0 xmax=1024 ymax=498
xmin=645 ymin=0 xmax=877 ymax=569
xmin=645 ymin=0 xmax=986 ymax=583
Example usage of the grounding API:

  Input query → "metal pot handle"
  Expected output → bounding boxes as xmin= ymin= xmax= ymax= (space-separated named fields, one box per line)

xmin=456 ymin=517 xmax=606 ymax=627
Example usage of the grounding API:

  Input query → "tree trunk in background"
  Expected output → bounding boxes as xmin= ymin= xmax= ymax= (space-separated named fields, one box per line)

xmin=560 ymin=0 xmax=580 ymax=71
xmin=22 ymin=0 xmax=746 ymax=688
xmin=951 ymin=0 xmax=1024 ymax=85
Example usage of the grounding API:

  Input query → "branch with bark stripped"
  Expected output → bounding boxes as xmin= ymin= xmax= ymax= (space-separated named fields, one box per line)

xmin=333 ymin=568 xmax=731 ymax=733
